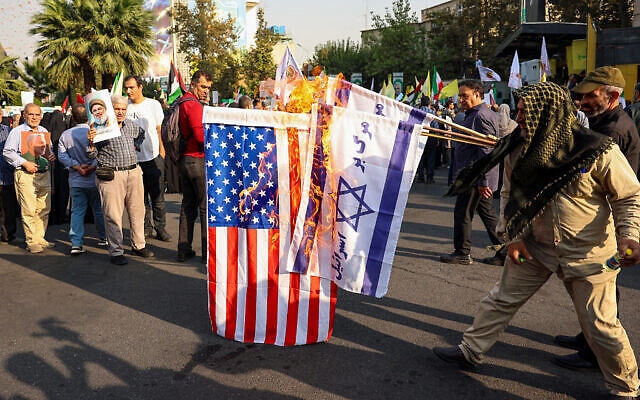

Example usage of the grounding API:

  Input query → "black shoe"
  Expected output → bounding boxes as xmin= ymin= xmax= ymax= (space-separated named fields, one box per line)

xmin=554 ymin=334 xmax=585 ymax=350
xmin=440 ymin=252 xmax=473 ymax=265
xmin=415 ymin=176 xmax=425 ymax=183
xmin=110 ymin=255 xmax=128 ymax=265
xmin=144 ymin=231 xmax=154 ymax=239
xmin=177 ymin=249 xmax=196 ymax=262
xmin=479 ymin=255 xmax=504 ymax=266
xmin=156 ymin=230 xmax=172 ymax=242
xmin=433 ymin=347 xmax=475 ymax=370
xmin=426 ymin=177 xmax=435 ymax=184
xmin=132 ymin=247 xmax=154 ymax=258
xmin=553 ymin=352 xmax=599 ymax=371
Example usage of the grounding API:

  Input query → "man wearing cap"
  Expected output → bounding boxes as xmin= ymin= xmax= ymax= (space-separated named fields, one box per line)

xmin=552 ymin=66 xmax=640 ymax=371
xmin=88 ymin=99 xmax=112 ymax=130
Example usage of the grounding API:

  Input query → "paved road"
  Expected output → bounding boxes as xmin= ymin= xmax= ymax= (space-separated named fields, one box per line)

xmin=1 ymin=168 xmax=639 ymax=400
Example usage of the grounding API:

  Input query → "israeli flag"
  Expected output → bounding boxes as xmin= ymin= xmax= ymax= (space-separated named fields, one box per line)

xmin=286 ymin=104 xmax=426 ymax=298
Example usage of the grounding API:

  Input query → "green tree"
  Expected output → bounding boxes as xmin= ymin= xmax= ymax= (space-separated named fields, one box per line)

xmin=241 ymin=8 xmax=280 ymax=96
xmin=31 ymin=0 xmax=154 ymax=93
xmin=0 ymin=56 xmax=27 ymax=105
xmin=364 ymin=0 xmax=429 ymax=85
xmin=172 ymin=0 xmax=240 ymax=98
xmin=19 ymin=57 xmax=57 ymax=102
xmin=548 ymin=0 xmax=634 ymax=28
xmin=311 ymin=39 xmax=368 ymax=78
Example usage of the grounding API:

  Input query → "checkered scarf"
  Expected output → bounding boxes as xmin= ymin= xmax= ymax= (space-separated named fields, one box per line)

xmin=447 ymin=82 xmax=614 ymax=240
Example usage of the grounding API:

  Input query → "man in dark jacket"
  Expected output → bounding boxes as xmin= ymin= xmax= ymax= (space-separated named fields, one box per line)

xmin=440 ymin=80 xmax=502 ymax=265
xmin=626 ymin=83 xmax=640 ymax=143
xmin=552 ymin=66 xmax=640 ymax=371
xmin=577 ymin=67 xmax=639 ymax=172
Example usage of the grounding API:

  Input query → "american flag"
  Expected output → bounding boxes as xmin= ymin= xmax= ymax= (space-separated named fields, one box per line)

xmin=205 ymin=110 xmax=337 ymax=346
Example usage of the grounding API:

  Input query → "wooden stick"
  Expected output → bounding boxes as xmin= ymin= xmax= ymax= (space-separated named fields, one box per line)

xmin=420 ymin=130 xmax=495 ymax=147
xmin=428 ymin=114 xmax=498 ymax=141
xmin=423 ymin=126 xmax=497 ymax=146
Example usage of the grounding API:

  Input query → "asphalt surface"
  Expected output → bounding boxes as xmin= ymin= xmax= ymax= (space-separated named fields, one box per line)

xmin=1 ymin=167 xmax=639 ymax=400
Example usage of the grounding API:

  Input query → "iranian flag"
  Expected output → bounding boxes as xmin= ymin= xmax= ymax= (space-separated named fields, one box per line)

xmin=168 ymin=61 xmax=185 ymax=104
xmin=432 ymin=67 xmax=443 ymax=101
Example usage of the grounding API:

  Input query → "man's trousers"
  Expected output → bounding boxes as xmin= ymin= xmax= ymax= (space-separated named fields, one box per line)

xmin=460 ymin=256 xmax=639 ymax=397
xmin=14 ymin=170 xmax=51 ymax=250
xmin=96 ymin=166 xmax=146 ymax=257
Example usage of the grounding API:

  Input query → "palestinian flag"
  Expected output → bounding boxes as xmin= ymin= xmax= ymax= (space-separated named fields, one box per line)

xmin=111 ymin=69 xmax=125 ymax=96
xmin=405 ymin=78 xmax=424 ymax=105
xmin=168 ymin=61 xmax=185 ymax=104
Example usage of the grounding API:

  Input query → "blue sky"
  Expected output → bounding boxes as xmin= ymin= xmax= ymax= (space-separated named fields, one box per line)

xmin=0 ymin=0 xmax=444 ymax=65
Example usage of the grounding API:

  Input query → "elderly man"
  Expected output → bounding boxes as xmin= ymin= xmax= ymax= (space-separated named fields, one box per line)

xmin=89 ymin=99 xmax=112 ymax=130
xmin=0 ymin=109 xmax=19 ymax=243
xmin=58 ymin=104 xmax=107 ymax=255
xmin=552 ymin=67 xmax=640 ymax=370
xmin=434 ymin=82 xmax=640 ymax=400
xmin=440 ymin=80 xmax=503 ymax=265
xmin=2 ymin=103 xmax=55 ymax=253
xmin=87 ymin=95 xmax=152 ymax=265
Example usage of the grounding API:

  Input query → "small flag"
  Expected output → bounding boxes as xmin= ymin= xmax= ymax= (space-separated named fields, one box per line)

xmin=438 ymin=79 xmax=459 ymax=101
xmin=111 ymin=69 xmax=125 ymax=97
xmin=168 ymin=61 xmax=184 ymax=105
xmin=61 ymin=96 xmax=69 ymax=112
xmin=540 ymin=36 xmax=552 ymax=79
xmin=76 ymin=94 xmax=85 ymax=104
xmin=422 ymin=70 xmax=431 ymax=99
xmin=432 ymin=67 xmax=443 ymax=100
xmin=478 ymin=66 xmax=502 ymax=82
xmin=383 ymin=74 xmax=395 ymax=99
xmin=508 ymin=51 xmax=522 ymax=89
xmin=370 ymin=77 xmax=374 ymax=91
xmin=274 ymin=46 xmax=303 ymax=105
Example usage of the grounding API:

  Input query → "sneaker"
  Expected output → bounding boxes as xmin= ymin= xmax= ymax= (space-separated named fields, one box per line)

xmin=70 ymin=246 xmax=86 ymax=256
xmin=177 ymin=249 xmax=196 ymax=262
xmin=156 ymin=230 xmax=172 ymax=242
xmin=132 ymin=247 xmax=154 ymax=258
xmin=440 ymin=251 xmax=473 ymax=265
xmin=110 ymin=255 xmax=128 ymax=265
xmin=97 ymin=238 xmax=108 ymax=247
xmin=28 ymin=245 xmax=44 ymax=254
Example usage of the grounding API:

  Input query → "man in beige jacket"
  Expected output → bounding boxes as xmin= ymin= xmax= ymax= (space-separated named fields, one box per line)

xmin=435 ymin=82 xmax=640 ymax=400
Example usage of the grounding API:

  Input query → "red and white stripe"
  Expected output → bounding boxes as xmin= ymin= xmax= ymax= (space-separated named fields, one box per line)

xmin=208 ymin=127 xmax=337 ymax=346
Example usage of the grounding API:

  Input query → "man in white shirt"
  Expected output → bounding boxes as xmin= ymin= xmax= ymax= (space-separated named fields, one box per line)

xmin=2 ymin=103 xmax=56 ymax=253
xmin=124 ymin=75 xmax=171 ymax=242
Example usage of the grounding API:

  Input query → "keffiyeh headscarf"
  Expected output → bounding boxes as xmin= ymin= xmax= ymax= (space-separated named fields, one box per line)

xmin=447 ymin=82 xmax=614 ymax=240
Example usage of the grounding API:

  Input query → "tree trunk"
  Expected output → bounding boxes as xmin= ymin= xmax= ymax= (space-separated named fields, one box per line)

xmin=82 ymin=62 xmax=95 ymax=93
xmin=102 ymin=73 xmax=116 ymax=91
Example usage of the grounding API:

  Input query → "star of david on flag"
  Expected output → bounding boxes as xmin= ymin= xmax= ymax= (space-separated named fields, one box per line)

xmin=204 ymin=107 xmax=337 ymax=346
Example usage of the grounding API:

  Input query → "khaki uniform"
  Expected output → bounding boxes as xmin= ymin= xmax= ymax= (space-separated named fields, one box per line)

xmin=461 ymin=144 xmax=640 ymax=397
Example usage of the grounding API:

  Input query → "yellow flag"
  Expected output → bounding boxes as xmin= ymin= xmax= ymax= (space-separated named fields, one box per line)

xmin=586 ymin=15 xmax=597 ymax=73
xmin=422 ymin=71 xmax=431 ymax=98
xmin=383 ymin=74 xmax=395 ymax=98
xmin=438 ymin=79 xmax=458 ymax=100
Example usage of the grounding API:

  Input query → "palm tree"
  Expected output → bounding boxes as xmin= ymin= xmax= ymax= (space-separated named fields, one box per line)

xmin=30 ymin=0 xmax=155 ymax=92
xmin=20 ymin=57 xmax=57 ymax=102
xmin=0 ymin=56 xmax=27 ymax=105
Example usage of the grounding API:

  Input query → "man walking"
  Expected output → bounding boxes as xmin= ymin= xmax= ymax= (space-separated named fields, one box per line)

xmin=434 ymin=82 xmax=640 ymax=400
xmin=88 ymin=95 xmax=152 ymax=265
xmin=2 ymin=103 xmax=55 ymax=253
xmin=177 ymin=70 xmax=212 ymax=263
xmin=124 ymin=75 xmax=171 ymax=242
xmin=550 ymin=66 xmax=640 ymax=370
xmin=58 ymin=104 xmax=107 ymax=255
xmin=0 ymin=110 xmax=19 ymax=243
xmin=440 ymin=80 xmax=502 ymax=265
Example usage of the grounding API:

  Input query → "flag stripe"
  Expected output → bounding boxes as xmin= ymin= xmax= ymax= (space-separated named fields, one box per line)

xmin=244 ymin=229 xmax=258 ymax=343
xmin=362 ymin=121 xmax=414 ymax=296
xmin=215 ymin=227 xmax=228 ymax=336
xmin=306 ymin=276 xmax=321 ymax=343
xmin=265 ymin=229 xmax=279 ymax=345
xmin=208 ymin=227 xmax=217 ymax=334
xmin=254 ymin=229 xmax=268 ymax=343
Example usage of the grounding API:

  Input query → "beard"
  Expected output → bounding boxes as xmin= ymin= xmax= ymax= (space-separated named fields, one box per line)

xmin=582 ymin=101 xmax=609 ymax=118
xmin=94 ymin=115 xmax=107 ymax=125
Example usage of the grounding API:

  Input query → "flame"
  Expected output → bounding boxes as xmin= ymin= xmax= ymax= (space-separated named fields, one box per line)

xmin=284 ymin=75 xmax=330 ymax=114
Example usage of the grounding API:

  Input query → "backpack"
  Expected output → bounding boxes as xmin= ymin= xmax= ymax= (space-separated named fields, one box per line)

xmin=161 ymin=95 xmax=199 ymax=163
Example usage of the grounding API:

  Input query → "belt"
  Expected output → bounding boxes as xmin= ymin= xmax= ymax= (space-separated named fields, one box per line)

xmin=100 ymin=164 xmax=137 ymax=171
